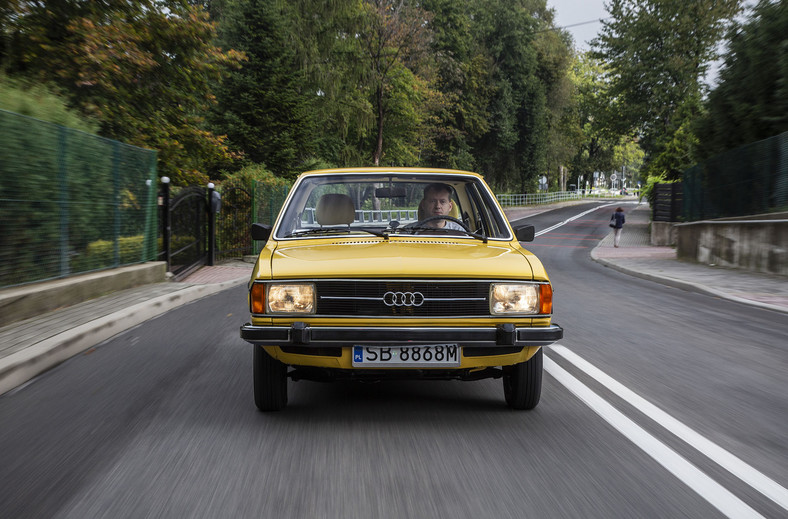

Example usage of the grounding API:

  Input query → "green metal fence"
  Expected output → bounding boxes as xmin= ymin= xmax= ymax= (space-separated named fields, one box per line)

xmin=683 ymin=131 xmax=788 ymax=221
xmin=251 ymin=181 xmax=289 ymax=254
xmin=0 ymin=109 xmax=158 ymax=288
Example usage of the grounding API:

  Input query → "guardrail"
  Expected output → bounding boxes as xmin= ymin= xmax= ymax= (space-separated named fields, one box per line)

xmin=302 ymin=208 xmax=419 ymax=224
xmin=496 ymin=191 xmax=582 ymax=206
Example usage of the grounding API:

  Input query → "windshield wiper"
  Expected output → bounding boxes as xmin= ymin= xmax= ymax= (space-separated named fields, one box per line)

xmin=393 ymin=225 xmax=488 ymax=243
xmin=285 ymin=227 xmax=389 ymax=239
xmin=356 ymin=227 xmax=389 ymax=239
xmin=284 ymin=228 xmax=351 ymax=238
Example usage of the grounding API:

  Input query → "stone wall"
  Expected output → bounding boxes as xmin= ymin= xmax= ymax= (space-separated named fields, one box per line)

xmin=674 ymin=214 xmax=788 ymax=276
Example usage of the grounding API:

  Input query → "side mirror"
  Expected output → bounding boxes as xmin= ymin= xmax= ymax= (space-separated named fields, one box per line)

xmin=515 ymin=224 xmax=535 ymax=242
xmin=251 ymin=223 xmax=272 ymax=242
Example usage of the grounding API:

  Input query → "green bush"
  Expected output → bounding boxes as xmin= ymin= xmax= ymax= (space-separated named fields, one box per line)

xmin=74 ymin=234 xmax=195 ymax=272
xmin=0 ymin=75 xmax=99 ymax=133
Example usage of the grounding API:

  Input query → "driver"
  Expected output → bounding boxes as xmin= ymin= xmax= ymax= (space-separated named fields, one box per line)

xmin=420 ymin=183 xmax=464 ymax=230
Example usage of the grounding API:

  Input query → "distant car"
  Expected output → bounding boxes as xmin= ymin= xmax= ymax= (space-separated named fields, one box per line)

xmin=240 ymin=168 xmax=563 ymax=411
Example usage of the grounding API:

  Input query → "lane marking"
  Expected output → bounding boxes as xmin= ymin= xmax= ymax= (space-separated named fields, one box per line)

xmin=549 ymin=345 xmax=788 ymax=513
xmin=544 ymin=356 xmax=765 ymax=519
xmin=535 ymin=204 xmax=615 ymax=236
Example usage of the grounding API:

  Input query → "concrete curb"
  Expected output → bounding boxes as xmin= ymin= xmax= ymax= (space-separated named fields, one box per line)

xmin=590 ymin=248 xmax=788 ymax=315
xmin=0 ymin=275 xmax=248 ymax=395
xmin=0 ymin=262 xmax=168 ymax=327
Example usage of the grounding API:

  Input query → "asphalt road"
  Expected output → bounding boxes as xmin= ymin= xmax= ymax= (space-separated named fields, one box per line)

xmin=1 ymin=202 xmax=786 ymax=518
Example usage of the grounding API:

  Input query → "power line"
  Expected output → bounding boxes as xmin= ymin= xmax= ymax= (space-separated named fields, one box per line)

xmin=533 ymin=17 xmax=609 ymax=35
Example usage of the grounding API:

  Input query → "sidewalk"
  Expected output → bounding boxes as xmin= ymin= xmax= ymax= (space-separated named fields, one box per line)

xmin=0 ymin=261 xmax=253 ymax=395
xmin=591 ymin=204 xmax=788 ymax=314
xmin=2 ymin=203 xmax=786 ymax=395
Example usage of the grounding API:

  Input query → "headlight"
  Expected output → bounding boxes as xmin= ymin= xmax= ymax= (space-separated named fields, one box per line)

xmin=490 ymin=283 xmax=550 ymax=315
xmin=266 ymin=283 xmax=315 ymax=314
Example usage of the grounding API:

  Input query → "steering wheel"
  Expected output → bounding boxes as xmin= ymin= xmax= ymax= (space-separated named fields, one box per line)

xmin=405 ymin=215 xmax=471 ymax=232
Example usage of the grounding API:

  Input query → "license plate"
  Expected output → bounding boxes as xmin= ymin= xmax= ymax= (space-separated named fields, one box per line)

xmin=352 ymin=344 xmax=460 ymax=367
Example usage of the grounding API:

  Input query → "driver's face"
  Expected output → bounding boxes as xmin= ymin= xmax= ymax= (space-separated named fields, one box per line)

xmin=424 ymin=189 xmax=453 ymax=227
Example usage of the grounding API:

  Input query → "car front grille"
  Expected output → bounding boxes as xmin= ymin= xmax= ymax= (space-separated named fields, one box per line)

xmin=314 ymin=280 xmax=490 ymax=317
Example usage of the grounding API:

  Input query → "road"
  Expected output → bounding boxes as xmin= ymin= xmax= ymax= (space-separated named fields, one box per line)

xmin=1 ymin=202 xmax=786 ymax=518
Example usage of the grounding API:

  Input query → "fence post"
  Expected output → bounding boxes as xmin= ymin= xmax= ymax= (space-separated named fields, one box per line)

xmin=112 ymin=141 xmax=120 ymax=267
xmin=57 ymin=126 xmax=70 ymax=277
xmin=161 ymin=177 xmax=171 ymax=270
xmin=207 ymin=182 xmax=216 ymax=266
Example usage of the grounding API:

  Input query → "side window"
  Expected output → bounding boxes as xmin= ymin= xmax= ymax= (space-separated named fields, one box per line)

xmin=465 ymin=183 xmax=507 ymax=238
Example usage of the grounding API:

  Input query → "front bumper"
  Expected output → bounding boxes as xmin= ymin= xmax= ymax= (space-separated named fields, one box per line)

xmin=240 ymin=322 xmax=563 ymax=348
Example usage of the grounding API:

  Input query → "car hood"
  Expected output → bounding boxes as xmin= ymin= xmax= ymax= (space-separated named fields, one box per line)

xmin=269 ymin=238 xmax=536 ymax=279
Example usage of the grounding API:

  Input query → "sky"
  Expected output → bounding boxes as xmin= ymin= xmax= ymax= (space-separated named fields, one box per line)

xmin=547 ymin=0 xmax=608 ymax=50
xmin=547 ymin=0 xmax=725 ymax=86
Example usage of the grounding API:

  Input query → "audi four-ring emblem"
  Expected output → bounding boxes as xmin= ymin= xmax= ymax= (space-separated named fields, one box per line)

xmin=383 ymin=291 xmax=425 ymax=307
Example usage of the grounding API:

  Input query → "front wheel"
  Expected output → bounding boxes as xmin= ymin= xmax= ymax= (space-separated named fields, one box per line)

xmin=253 ymin=346 xmax=288 ymax=411
xmin=503 ymin=347 xmax=542 ymax=410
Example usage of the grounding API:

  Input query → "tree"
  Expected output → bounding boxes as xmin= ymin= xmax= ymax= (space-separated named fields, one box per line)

xmin=694 ymin=0 xmax=788 ymax=159
xmin=470 ymin=0 xmax=546 ymax=192
xmin=566 ymin=53 xmax=616 ymax=187
xmin=358 ymin=0 xmax=433 ymax=166
xmin=5 ymin=0 xmax=244 ymax=185
xmin=592 ymin=0 xmax=741 ymax=179
xmin=420 ymin=0 xmax=493 ymax=171
xmin=211 ymin=0 xmax=320 ymax=178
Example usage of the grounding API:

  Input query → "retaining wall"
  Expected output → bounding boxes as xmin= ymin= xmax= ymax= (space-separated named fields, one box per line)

xmin=674 ymin=214 xmax=788 ymax=276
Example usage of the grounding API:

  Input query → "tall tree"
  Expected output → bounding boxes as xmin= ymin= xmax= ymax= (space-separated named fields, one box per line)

xmin=566 ymin=53 xmax=616 ymax=187
xmin=420 ymin=0 xmax=493 ymax=171
xmin=592 ymin=0 xmax=741 ymax=179
xmin=694 ymin=0 xmax=788 ymax=159
xmin=6 ymin=0 xmax=243 ymax=184
xmin=211 ymin=0 xmax=320 ymax=178
xmin=471 ymin=0 xmax=548 ymax=192
xmin=358 ymin=0 xmax=433 ymax=165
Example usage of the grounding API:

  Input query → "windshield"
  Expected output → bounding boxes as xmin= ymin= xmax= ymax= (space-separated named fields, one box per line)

xmin=274 ymin=173 xmax=512 ymax=241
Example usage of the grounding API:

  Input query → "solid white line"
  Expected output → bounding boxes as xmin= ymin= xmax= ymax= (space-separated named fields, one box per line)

xmin=549 ymin=345 xmax=788 ymax=513
xmin=544 ymin=356 xmax=765 ymax=519
xmin=535 ymin=204 xmax=615 ymax=236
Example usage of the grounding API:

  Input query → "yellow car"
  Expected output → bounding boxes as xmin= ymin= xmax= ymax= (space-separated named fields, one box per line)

xmin=240 ymin=168 xmax=562 ymax=411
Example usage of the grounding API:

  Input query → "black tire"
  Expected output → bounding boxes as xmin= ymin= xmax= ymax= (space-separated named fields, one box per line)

xmin=253 ymin=346 xmax=288 ymax=411
xmin=503 ymin=347 xmax=543 ymax=410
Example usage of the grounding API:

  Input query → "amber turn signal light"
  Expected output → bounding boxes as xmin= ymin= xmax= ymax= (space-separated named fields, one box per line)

xmin=539 ymin=284 xmax=553 ymax=315
xmin=250 ymin=283 xmax=265 ymax=314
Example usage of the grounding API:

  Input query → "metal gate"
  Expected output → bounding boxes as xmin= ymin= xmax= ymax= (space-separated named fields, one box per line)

xmin=160 ymin=184 xmax=208 ymax=280
xmin=216 ymin=186 xmax=253 ymax=262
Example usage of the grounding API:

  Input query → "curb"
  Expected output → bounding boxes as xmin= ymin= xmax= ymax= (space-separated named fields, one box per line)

xmin=0 ymin=276 xmax=248 ymax=396
xmin=590 ymin=248 xmax=788 ymax=315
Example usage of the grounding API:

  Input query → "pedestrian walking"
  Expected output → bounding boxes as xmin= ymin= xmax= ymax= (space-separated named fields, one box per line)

xmin=610 ymin=207 xmax=625 ymax=247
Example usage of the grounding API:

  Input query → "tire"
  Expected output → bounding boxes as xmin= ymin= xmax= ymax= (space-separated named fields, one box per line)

xmin=503 ymin=347 xmax=543 ymax=410
xmin=253 ymin=346 xmax=288 ymax=411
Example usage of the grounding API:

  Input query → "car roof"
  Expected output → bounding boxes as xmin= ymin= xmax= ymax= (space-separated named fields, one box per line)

xmin=298 ymin=167 xmax=484 ymax=180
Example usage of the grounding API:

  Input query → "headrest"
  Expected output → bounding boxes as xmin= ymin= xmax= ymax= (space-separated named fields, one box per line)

xmin=316 ymin=193 xmax=355 ymax=225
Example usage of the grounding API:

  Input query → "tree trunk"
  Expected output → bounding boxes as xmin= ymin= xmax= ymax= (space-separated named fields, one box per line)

xmin=373 ymin=86 xmax=384 ymax=166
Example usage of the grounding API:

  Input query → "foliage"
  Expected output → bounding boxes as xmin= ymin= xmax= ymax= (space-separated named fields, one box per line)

xmin=694 ymin=0 xmax=788 ymax=159
xmin=3 ymin=0 xmax=600 ymax=193
xmin=566 ymin=53 xmax=616 ymax=188
xmin=639 ymin=172 xmax=676 ymax=206
xmin=210 ymin=0 xmax=320 ymax=179
xmin=0 ymin=75 xmax=98 ymax=133
xmin=4 ymin=0 xmax=245 ymax=185
xmin=611 ymin=136 xmax=645 ymax=186
xmin=592 ymin=0 xmax=742 ymax=180
xmin=220 ymin=163 xmax=290 ymax=190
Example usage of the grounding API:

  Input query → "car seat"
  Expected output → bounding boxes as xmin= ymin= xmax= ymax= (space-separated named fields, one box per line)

xmin=316 ymin=193 xmax=356 ymax=225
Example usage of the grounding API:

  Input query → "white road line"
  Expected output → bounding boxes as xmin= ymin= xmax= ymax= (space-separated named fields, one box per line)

xmin=544 ymin=356 xmax=765 ymax=519
xmin=549 ymin=345 xmax=788 ymax=513
xmin=535 ymin=204 xmax=615 ymax=236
